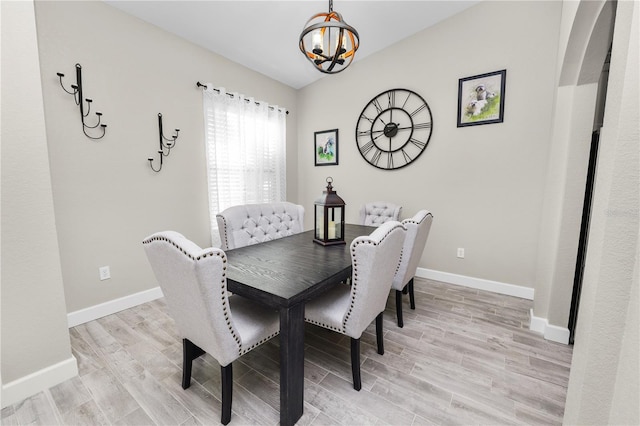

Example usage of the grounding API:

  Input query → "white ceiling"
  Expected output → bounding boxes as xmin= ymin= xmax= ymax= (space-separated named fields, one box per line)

xmin=104 ymin=1 xmax=480 ymax=89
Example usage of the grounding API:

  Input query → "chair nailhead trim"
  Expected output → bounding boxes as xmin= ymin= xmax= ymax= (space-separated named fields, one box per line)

xmin=341 ymin=223 xmax=405 ymax=331
xmin=216 ymin=215 xmax=230 ymax=249
xmin=142 ymin=234 xmax=243 ymax=353
xmin=343 ymin=239 xmax=375 ymax=331
xmin=396 ymin=248 xmax=404 ymax=275
xmin=402 ymin=212 xmax=433 ymax=227
xmin=304 ymin=318 xmax=342 ymax=332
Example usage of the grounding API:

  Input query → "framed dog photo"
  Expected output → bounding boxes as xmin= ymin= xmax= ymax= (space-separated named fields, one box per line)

xmin=314 ymin=129 xmax=339 ymax=166
xmin=457 ymin=69 xmax=506 ymax=127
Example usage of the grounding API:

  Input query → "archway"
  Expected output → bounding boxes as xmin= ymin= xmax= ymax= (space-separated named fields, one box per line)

xmin=533 ymin=0 xmax=616 ymax=343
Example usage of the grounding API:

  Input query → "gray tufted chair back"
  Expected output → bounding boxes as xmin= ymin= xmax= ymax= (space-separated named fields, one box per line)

xmin=142 ymin=231 xmax=277 ymax=366
xmin=392 ymin=210 xmax=433 ymax=291
xmin=304 ymin=221 xmax=406 ymax=338
xmin=216 ymin=202 xmax=305 ymax=250
xmin=303 ymin=221 xmax=406 ymax=391
xmin=359 ymin=202 xmax=402 ymax=227
xmin=343 ymin=221 xmax=406 ymax=337
xmin=143 ymin=231 xmax=280 ymax=424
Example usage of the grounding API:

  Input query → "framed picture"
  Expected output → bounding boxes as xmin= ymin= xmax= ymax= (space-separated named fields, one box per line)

xmin=314 ymin=129 xmax=339 ymax=166
xmin=457 ymin=69 xmax=506 ymax=127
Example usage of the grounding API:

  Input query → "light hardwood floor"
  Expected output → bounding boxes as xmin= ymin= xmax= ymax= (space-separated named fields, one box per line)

xmin=2 ymin=278 xmax=572 ymax=425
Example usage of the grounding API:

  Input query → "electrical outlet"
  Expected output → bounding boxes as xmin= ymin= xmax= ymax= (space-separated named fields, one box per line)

xmin=457 ymin=248 xmax=465 ymax=259
xmin=99 ymin=266 xmax=111 ymax=281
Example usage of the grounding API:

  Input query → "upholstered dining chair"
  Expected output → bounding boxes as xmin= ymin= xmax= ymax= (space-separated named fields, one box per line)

xmin=359 ymin=202 xmax=402 ymax=227
xmin=216 ymin=202 xmax=305 ymax=250
xmin=391 ymin=210 xmax=433 ymax=328
xmin=304 ymin=221 xmax=406 ymax=391
xmin=142 ymin=231 xmax=279 ymax=425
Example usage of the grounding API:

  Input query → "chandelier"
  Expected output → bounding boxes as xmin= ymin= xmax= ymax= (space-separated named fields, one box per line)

xmin=299 ymin=0 xmax=360 ymax=74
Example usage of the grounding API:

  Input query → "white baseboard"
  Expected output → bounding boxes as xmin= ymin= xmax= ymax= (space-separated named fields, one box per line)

xmin=414 ymin=268 xmax=569 ymax=345
xmin=529 ymin=309 xmax=571 ymax=344
xmin=1 ymin=356 xmax=78 ymax=409
xmin=416 ymin=267 xmax=535 ymax=300
xmin=2 ymin=289 xmax=164 ymax=409
xmin=67 ymin=287 xmax=164 ymax=327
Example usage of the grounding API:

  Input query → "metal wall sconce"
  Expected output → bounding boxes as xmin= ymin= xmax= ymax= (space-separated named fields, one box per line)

xmin=56 ymin=63 xmax=107 ymax=139
xmin=148 ymin=113 xmax=180 ymax=172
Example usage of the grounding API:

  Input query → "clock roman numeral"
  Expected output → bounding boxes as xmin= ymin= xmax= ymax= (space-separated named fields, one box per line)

xmin=357 ymin=129 xmax=373 ymax=137
xmin=372 ymin=98 xmax=384 ymax=114
xmin=401 ymin=149 xmax=412 ymax=164
xmin=371 ymin=148 xmax=382 ymax=165
xmin=414 ymin=122 xmax=432 ymax=129
xmin=360 ymin=113 xmax=374 ymax=123
xmin=387 ymin=91 xmax=395 ymax=108
xmin=360 ymin=140 xmax=375 ymax=155
xmin=387 ymin=152 xmax=394 ymax=169
xmin=409 ymin=138 xmax=426 ymax=149
xmin=401 ymin=92 xmax=411 ymax=109
xmin=410 ymin=104 xmax=427 ymax=117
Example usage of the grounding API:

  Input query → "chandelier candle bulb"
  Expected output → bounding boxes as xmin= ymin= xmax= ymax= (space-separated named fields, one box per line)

xmin=312 ymin=31 xmax=323 ymax=52
xmin=341 ymin=34 xmax=347 ymax=55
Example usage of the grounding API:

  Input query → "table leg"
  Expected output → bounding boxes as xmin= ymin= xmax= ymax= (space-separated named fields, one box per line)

xmin=279 ymin=303 xmax=305 ymax=426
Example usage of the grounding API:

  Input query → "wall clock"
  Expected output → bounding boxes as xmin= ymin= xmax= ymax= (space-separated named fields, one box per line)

xmin=355 ymin=88 xmax=433 ymax=170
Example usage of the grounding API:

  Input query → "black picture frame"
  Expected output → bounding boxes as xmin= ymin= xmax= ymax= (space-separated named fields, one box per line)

xmin=314 ymin=129 xmax=339 ymax=166
xmin=457 ymin=69 xmax=506 ymax=127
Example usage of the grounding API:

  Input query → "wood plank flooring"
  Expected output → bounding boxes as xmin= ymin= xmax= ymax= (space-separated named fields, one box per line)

xmin=2 ymin=278 xmax=573 ymax=425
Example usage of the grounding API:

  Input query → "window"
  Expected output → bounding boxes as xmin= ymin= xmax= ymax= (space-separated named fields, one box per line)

xmin=202 ymin=86 xmax=287 ymax=246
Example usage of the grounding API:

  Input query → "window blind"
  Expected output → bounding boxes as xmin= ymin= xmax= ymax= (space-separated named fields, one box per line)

xmin=202 ymin=85 xmax=287 ymax=247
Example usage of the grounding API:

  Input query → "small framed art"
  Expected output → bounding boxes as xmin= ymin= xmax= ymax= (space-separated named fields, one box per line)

xmin=457 ymin=69 xmax=506 ymax=127
xmin=314 ymin=129 xmax=339 ymax=166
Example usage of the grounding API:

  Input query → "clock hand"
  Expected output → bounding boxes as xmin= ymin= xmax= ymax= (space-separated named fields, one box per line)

xmin=370 ymin=122 xmax=399 ymax=135
xmin=372 ymin=132 xmax=386 ymax=142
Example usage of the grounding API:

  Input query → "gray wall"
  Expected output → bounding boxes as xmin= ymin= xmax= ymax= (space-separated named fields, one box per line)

xmin=33 ymin=1 xmax=298 ymax=313
xmin=297 ymin=1 xmax=562 ymax=291
xmin=1 ymin=0 xmax=73 ymax=387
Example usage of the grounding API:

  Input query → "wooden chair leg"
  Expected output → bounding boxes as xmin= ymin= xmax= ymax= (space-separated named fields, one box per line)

xmin=182 ymin=338 xmax=205 ymax=389
xmin=409 ymin=278 xmax=416 ymax=310
xmin=375 ymin=312 xmax=384 ymax=355
xmin=395 ymin=290 xmax=404 ymax=328
xmin=221 ymin=364 xmax=233 ymax=425
xmin=350 ymin=338 xmax=362 ymax=391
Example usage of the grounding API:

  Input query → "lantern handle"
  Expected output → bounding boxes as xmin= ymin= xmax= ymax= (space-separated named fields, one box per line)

xmin=325 ymin=176 xmax=334 ymax=191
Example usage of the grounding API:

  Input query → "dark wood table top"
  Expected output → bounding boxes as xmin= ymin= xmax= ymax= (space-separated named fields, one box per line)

xmin=225 ymin=224 xmax=374 ymax=308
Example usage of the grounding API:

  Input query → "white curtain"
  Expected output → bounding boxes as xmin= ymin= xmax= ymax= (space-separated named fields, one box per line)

xmin=202 ymin=85 xmax=287 ymax=247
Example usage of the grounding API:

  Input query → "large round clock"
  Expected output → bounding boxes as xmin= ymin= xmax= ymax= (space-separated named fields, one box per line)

xmin=355 ymin=88 xmax=433 ymax=170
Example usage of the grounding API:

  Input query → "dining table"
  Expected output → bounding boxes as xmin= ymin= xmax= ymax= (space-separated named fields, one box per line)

xmin=224 ymin=223 xmax=374 ymax=426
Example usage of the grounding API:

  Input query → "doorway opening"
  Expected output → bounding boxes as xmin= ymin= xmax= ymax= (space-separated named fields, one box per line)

xmin=568 ymin=45 xmax=612 ymax=344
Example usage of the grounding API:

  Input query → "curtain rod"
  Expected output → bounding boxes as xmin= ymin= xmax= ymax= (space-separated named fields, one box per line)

xmin=196 ymin=82 xmax=289 ymax=114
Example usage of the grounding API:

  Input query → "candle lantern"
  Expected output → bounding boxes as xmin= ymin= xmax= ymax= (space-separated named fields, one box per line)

xmin=314 ymin=177 xmax=346 ymax=246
